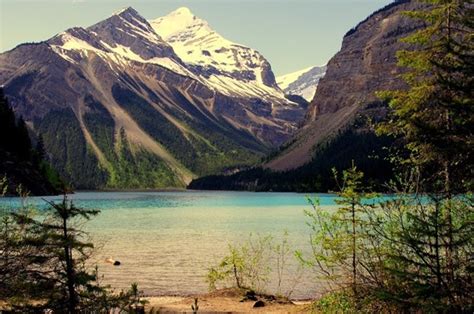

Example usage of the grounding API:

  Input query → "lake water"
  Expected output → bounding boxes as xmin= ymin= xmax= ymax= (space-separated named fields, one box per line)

xmin=0 ymin=191 xmax=348 ymax=299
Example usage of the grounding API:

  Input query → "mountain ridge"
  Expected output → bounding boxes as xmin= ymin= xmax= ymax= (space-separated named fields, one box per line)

xmin=0 ymin=6 xmax=305 ymax=189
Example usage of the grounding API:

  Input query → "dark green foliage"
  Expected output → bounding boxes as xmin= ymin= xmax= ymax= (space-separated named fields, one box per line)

xmin=35 ymin=134 xmax=46 ymax=162
xmin=112 ymin=85 xmax=191 ymax=166
xmin=110 ymin=129 xmax=182 ymax=188
xmin=0 ymin=88 xmax=61 ymax=195
xmin=15 ymin=118 xmax=32 ymax=161
xmin=0 ymin=195 xmax=147 ymax=312
xmin=0 ymin=205 xmax=55 ymax=303
xmin=36 ymin=107 xmax=107 ymax=189
xmin=0 ymin=88 xmax=31 ymax=161
xmin=296 ymin=165 xmax=380 ymax=312
xmin=40 ymin=197 xmax=100 ymax=312
xmin=112 ymin=84 xmax=262 ymax=176
xmin=167 ymin=87 xmax=266 ymax=154
xmin=378 ymin=0 xmax=474 ymax=194
xmin=304 ymin=2 xmax=474 ymax=312
xmin=369 ymin=1 xmax=474 ymax=311
xmin=189 ymin=127 xmax=395 ymax=192
xmin=81 ymin=95 xmax=182 ymax=188
xmin=82 ymin=95 xmax=115 ymax=161
xmin=372 ymin=194 xmax=474 ymax=312
xmin=0 ymin=196 xmax=101 ymax=311
xmin=38 ymin=161 xmax=64 ymax=192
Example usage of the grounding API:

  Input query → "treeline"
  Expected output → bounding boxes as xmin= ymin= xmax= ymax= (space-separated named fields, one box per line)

xmin=188 ymin=127 xmax=395 ymax=192
xmin=0 ymin=88 xmax=62 ymax=195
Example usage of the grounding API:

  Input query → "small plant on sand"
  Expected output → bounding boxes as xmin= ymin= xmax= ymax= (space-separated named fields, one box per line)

xmin=207 ymin=232 xmax=302 ymax=298
xmin=314 ymin=289 xmax=354 ymax=314
xmin=123 ymin=282 xmax=149 ymax=313
xmin=207 ymin=234 xmax=272 ymax=293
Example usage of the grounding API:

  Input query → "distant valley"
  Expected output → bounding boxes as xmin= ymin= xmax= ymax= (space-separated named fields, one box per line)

xmin=1 ymin=1 xmax=420 ymax=192
xmin=190 ymin=0 xmax=423 ymax=192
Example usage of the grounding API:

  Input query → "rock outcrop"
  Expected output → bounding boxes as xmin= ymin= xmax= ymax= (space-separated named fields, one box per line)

xmin=266 ymin=0 xmax=423 ymax=171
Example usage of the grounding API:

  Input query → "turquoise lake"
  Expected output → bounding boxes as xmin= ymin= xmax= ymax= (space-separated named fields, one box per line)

xmin=0 ymin=191 xmax=363 ymax=299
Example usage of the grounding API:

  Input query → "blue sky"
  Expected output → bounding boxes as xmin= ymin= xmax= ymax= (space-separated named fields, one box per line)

xmin=0 ymin=0 xmax=392 ymax=75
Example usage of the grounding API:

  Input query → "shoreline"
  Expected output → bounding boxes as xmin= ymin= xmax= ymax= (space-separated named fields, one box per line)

xmin=141 ymin=289 xmax=313 ymax=313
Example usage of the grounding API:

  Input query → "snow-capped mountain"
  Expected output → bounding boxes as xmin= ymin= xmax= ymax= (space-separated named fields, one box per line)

xmin=0 ymin=6 xmax=306 ymax=189
xmin=149 ymin=7 xmax=285 ymax=101
xmin=277 ymin=65 xmax=327 ymax=101
xmin=48 ymin=7 xmax=193 ymax=78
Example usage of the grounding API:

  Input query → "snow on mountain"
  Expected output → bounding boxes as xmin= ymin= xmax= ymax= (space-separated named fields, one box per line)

xmin=1 ymin=5 xmax=311 ymax=189
xmin=43 ymin=6 xmax=304 ymax=138
xmin=277 ymin=67 xmax=314 ymax=90
xmin=48 ymin=7 xmax=194 ymax=77
xmin=149 ymin=7 xmax=286 ymax=100
xmin=277 ymin=65 xmax=327 ymax=101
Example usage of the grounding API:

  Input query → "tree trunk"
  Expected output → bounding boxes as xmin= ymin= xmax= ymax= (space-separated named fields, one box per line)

xmin=434 ymin=201 xmax=442 ymax=290
xmin=62 ymin=215 xmax=77 ymax=313
xmin=443 ymin=2 xmax=455 ymax=287
xmin=444 ymin=160 xmax=454 ymax=285
xmin=233 ymin=263 xmax=241 ymax=289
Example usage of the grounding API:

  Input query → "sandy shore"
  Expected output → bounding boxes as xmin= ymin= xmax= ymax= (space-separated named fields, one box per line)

xmin=0 ymin=289 xmax=314 ymax=313
xmin=144 ymin=289 xmax=313 ymax=313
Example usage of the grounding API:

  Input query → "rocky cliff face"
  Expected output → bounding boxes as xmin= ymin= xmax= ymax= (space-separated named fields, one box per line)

xmin=266 ymin=0 xmax=423 ymax=171
xmin=0 ymin=7 xmax=304 ymax=189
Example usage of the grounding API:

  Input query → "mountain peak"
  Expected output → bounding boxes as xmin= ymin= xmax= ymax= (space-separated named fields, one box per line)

xmin=110 ymin=6 xmax=150 ymax=30
xmin=149 ymin=7 xmax=281 ymax=91
xmin=149 ymin=7 xmax=207 ymax=41
xmin=85 ymin=6 xmax=177 ymax=60
xmin=113 ymin=6 xmax=139 ymax=17
xmin=172 ymin=7 xmax=194 ymax=17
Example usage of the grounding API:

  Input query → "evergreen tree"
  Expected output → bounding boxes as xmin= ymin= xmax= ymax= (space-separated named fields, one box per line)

xmin=35 ymin=134 xmax=46 ymax=163
xmin=16 ymin=117 xmax=32 ymax=161
xmin=332 ymin=163 xmax=377 ymax=300
xmin=371 ymin=181 xmax=473 ymax=311
xmin=374 ymin=1 xmax=474 ymax=311
xmin=0 ymin=88 xmax=18 ymax=155
xmin=0 ymin=207 xmax=57 ymax=307
xmin=0 ymin=88 xmax=63 ymax=195
xmin=0 ymin=88 xmax=32 ymax=161
xmin=1 ymin=192 xmax=146 ymax=311
xmin=40 ymin=196 xmax=100 ymax=312
xmin=298 ymin=163 xmax=378 ymax=309
xmin=1 ymin=195 xmax=101 ymax=312
xmin=378 ymin=0 xmax=474 ymax=193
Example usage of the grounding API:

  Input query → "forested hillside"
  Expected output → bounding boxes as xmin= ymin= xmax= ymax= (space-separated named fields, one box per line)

xmin=0 ymin=89 xmax=62 ymax=195
xmin=189 ymin=113 xmax=396 ymax=192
